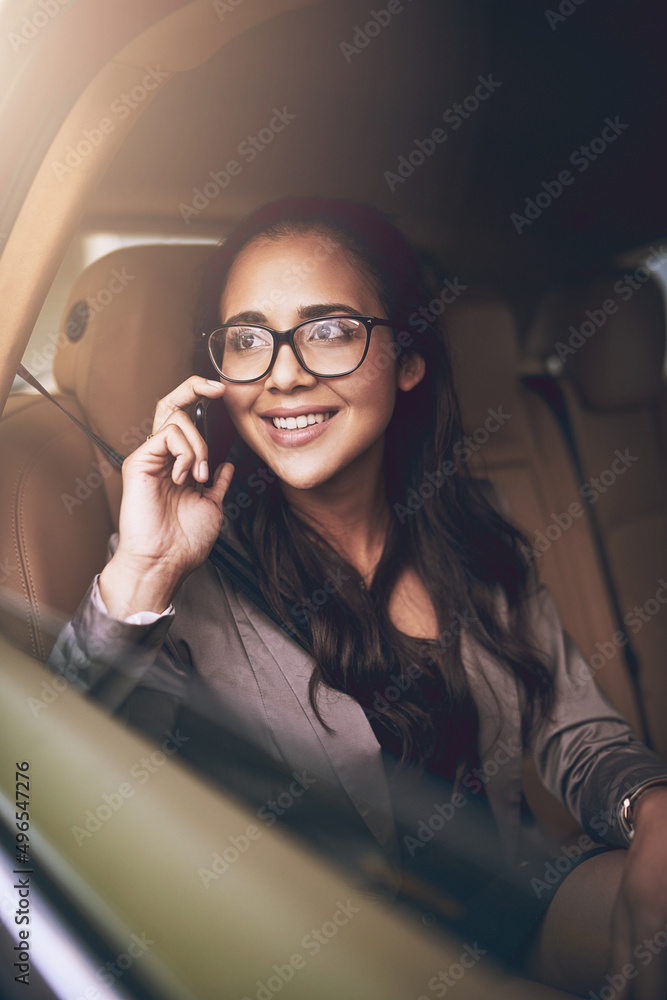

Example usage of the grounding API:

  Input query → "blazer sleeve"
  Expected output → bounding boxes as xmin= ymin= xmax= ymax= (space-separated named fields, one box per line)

xmin=46 ymin=533 xmax=188 ymax=716
xmin=526 ymin=585 xmax=667 ymax=847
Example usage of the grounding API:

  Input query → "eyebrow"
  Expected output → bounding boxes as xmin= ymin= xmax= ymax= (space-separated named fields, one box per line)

xmin=222 ymin=303 xmax=364 ymax=326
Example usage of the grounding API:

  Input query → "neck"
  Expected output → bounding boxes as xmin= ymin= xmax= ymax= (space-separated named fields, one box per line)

xmin=280 ymin=439 xmax=391 ymax=581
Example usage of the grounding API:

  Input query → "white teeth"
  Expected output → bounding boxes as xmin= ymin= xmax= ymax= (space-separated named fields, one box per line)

xmin=271 ymin=411 xmax=332 ymax=430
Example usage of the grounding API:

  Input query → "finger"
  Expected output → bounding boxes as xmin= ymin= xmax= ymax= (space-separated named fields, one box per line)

xmin=150 ymin=409 xmax=209 ymax=482
xmin=138 ymin=423 xmax=198 ymax=486
xmin=204 ymin=462 xmax=235 ymax=510
xmin=152 ymin=375 xmax=226 ymax=434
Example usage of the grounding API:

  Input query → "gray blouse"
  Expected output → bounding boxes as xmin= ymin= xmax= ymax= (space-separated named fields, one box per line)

xmin=47 ymin=528 xmax=667 ymax=878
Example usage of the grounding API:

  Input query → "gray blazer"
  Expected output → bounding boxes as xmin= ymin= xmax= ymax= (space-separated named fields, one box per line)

xmin=47 ymin=528 xmax=667 ymax=872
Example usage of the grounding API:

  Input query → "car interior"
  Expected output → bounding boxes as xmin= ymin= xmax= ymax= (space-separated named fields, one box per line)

xmin=0 ymin=0 xmax=666 ymax=997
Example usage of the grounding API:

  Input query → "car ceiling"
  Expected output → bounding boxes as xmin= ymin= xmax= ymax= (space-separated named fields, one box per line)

xmin=82 ymin=0 xmax=667 ymax=286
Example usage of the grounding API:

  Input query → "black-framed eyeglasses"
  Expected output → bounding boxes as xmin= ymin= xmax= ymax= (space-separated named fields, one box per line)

xmin=203 ymin=315 xmax=393 ymax=383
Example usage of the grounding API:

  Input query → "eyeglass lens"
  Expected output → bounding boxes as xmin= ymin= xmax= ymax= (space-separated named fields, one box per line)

xmin=210 ymin=317 xmax=368 ymax=380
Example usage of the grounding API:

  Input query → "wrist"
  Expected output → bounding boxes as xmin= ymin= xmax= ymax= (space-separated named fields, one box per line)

xmin=620 ymin=781 xmax=667 ymax=842
xmin=632 ymin=787 xmax=667 ymax=830
xmin=99 ymin=553 xmax=183 ymax=618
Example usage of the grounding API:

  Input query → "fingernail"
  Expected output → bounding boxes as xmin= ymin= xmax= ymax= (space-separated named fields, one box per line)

xmin=206 ymin=379 xmax=222 ymax=386
xmin=199 ymin=460 xmax=208 ymax=481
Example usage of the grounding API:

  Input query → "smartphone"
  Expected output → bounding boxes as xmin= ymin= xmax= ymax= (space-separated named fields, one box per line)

xmin=194 ymin=399 xmax=243 ymax=489
xmin=194 ymin=399 xmax=213 ymax=488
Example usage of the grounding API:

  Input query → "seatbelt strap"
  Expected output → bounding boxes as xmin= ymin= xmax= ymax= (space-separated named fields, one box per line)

xmin=522 ymin=373 xmax=652 ymax=748
xmin=15 ymin=364 xmax=312 ymax=653
xmin=17 ymin=363 xmax=125 ymax=472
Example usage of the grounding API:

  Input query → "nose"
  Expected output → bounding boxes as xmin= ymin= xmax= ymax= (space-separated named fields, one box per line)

xmin=264 ymin=342 xmax=318 ymax=391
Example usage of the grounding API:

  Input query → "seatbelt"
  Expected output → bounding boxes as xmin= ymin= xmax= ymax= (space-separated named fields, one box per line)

xmin=522 ymin=373 xmax=653 ymax=748
xmin=15 ymin=364 xmax=312 ymax=653
xmin=17 ymin=363 xmax=126 ymax=472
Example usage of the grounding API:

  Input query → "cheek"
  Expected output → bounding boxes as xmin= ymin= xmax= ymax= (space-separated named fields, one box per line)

xmin=343 ymin=373 xmax=398 ymax=440
xmin=354 ymin=351 xmax=399 ymax=412
xmin=362 ymin=336 xmax=401 ymax=387
xmin=222 ymin=387 xmax=254 ymax=424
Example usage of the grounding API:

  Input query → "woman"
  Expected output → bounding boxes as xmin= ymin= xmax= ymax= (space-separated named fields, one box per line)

xmin=49 ymin=197 xmax=667 ymax=996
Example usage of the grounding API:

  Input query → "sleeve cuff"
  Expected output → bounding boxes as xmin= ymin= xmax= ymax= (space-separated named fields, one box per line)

xmin=46 ymin=577 xmax=176 ymax=711
xmin=91 ymin=575 xmax=174 ymax=624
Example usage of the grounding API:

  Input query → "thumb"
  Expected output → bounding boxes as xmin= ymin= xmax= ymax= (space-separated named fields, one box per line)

xmin=204 ymin=461 xmax=235 ymax=510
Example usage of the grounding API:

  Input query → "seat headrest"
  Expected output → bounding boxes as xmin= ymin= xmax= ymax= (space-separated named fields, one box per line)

xmin=52 ymin=243 xmax=244 ymax=524
xmin=53 ymin=244 xmax=221 ymax=455
xmin=530 ymin=270 xmax=666 ymax=410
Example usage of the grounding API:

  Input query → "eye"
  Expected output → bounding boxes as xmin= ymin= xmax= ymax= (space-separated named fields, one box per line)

xmin=304 ymin=318 xmax=362 ymax=342
xmin=228 ymin=326 xmax=272 ymax=351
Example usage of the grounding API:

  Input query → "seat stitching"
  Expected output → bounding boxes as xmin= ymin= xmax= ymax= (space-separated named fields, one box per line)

xmin=14 ymin=421 xmax=97 ymax=661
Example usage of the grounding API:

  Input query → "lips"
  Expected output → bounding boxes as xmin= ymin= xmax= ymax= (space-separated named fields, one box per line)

xmin=261 ymin=409 xmax=338 ymax=447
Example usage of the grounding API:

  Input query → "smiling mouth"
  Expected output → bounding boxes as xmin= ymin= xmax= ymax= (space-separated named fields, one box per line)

xmin=269 ymin=411 xmax=335 ymax=430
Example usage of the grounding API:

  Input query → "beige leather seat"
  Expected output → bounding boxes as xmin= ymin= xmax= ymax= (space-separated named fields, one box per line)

xmin=527 ymin=271 xmax=667 ymax=755
xmin=447 ymin=289 xmax=649 ymax=837
xmin=0 ymin=244 xmax=217 ymax=660
xmin=449 ymin=292 xmax=642 ymax=724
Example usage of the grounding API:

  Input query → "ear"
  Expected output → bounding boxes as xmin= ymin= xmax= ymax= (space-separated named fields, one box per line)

xmin=397 ymin=350 xmax=425 ymax=392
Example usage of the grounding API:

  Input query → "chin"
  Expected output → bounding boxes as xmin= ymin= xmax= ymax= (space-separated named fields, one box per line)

xmin=270 ymin=462 xmax=335 ymax=492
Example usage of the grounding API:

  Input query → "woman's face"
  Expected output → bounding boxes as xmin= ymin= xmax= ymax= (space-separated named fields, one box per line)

xmin=218 ymin=232 xmax=424 ymax=492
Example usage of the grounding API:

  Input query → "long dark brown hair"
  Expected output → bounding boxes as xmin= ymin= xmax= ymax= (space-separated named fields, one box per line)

xmin=195 ymin=196 xmax=553 ymax=784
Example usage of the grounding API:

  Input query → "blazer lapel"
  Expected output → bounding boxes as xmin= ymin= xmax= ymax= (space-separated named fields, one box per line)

xmin=225 ymin=578 xmax=401 ymax=866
